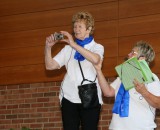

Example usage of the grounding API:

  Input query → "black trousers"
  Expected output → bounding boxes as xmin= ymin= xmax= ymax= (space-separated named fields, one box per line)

xmin=61 ymin=97 xmax=101 ymax=130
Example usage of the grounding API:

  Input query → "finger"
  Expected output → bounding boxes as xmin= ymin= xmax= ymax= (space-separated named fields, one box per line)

xmin=60 ymin=31 xmax=66 ymax=36
xmin=133 ymin=79 xmax=137 ymax=85
xmin=100 ymin=59 xmax=103 ymax=64
xmin=46 ymin=37 xmax=51 ymax=43
xmin=51 ymin=34 xmax=55 ymax=41
xmin=61 ymin=31 xmax=71 ymax=38
xmin=134 ymin=78 xmax=141 ymax=85
xmin=133 ymin=79 xmax=141 ymax=88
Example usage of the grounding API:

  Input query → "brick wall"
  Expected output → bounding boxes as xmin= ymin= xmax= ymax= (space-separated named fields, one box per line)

xmin=0 ymin=80 xmax=160 ymax=130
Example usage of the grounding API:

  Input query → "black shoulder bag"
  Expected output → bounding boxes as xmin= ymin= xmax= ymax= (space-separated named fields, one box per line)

xmin=78 ymin=61 xmax=99 ymax=109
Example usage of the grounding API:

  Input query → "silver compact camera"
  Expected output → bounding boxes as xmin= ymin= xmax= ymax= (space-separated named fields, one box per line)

xmin=54 ymin=32 xmax=64 ymax=40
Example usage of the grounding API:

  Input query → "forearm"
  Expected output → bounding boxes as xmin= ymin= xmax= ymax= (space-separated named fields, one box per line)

xmin=44 ymin=46 xmax=59 ymax=70
xmin=72 ymin=43 xmax=100 ymax=64
xmin=96 ymin=70 xmax=115 ymax=97
xmin=142 ymin=91 xmax=160 ymax=109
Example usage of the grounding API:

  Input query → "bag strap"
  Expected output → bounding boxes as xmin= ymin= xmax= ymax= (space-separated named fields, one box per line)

xmin=78 ymin=61 xmax=97 ymax=85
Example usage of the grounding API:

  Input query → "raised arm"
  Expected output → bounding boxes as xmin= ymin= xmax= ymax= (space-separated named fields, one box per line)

xmin=60 ymin=31 xmax=102 ymax=65
xmin=94 ymin=60 xmax=115 ymax=97
xmin=44 ymin=34 xmax=60 ymax=70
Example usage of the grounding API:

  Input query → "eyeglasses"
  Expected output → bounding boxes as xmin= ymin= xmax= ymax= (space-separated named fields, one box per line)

xmin=130 ymin=50 xmax=138 ymax=55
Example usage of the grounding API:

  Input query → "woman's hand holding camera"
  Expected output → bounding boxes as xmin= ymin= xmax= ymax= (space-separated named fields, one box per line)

xmin=46 ymin=31 xmax=76 ymax=48
xmin=60 ymin=31 xmax=76 ymax=47
xmin=45 ymin=34 xmax=58 ymax=48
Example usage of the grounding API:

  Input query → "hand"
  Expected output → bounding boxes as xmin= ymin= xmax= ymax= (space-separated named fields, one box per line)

xmin=60 ymin=31 xmax=76 ymax=47
xmin=45 ymin=34 xmax=58 ymax=48
xmin=93 ymin=59 xmax=103 ymax=71
xmin=133 ymin=79 xmax=148 ymax=95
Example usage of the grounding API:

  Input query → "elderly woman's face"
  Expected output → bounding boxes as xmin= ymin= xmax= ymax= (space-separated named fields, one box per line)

xmin=128 ymin=47 xmax=139 ymax=59
xmin=73 ymin=20 xmax=91 ymax=40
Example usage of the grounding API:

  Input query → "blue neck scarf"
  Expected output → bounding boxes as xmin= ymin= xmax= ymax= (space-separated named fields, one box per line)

xmin=74 ymin=36 xmax=93 ymax=61
xmin=112 ymin=83 xmax=130 ymax=117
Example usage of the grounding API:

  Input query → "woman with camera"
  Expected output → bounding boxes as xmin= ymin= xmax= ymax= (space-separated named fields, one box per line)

xmin=44 ymin=11 xmax=104 ymax=130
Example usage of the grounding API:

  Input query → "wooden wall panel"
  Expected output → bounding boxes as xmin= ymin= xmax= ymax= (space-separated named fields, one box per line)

xmin=95 ymin=21 xmax=118 ymax=39
xmin=0 ymin=38 xmax=118 ymax=85
xmin=119 ymin=14 xmax=160 ymax=37
xmin=118 ymin=33 xmax=160 ymax=56
xmin=0 ymin=58 xmax=118 ymax=85
xmin=0 ymin=64 xmax=66 ymax=85
xmin=119 ymin=0 xmax=160 ymax=18
xmin=0 ymin=46 xmax=44 ymax=67
xmin=98 ymin=38 xmax=118 ymax=77
xmin=0 ymin=44 xmax=69 ymax=68
xmin=0 ymin=26 xmax=71 ymax=49
xmin=97 ymin=38 xmax=118 ymax=57
xmin=1 ymin=0 xmax=160 ymax=85
xmin=117 ymin=56 xmax=126 ymax=65
xmin=102 ymin=57 xmax=117 ymax=77
xmin=0 ymin=0 xmax=116 ymax=16
xmin=0 ymin=20 xmax=117 ymax=50
xmin=0 ymin=20 xmax=117 ymax=65
xmin=152 ymin=53 xmax=160 ymax=74
xmin=0 ymin=2 xmax=118 ymax=33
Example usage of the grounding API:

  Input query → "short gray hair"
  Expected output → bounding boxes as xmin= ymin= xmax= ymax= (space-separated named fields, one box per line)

xmin=134 ymin=40 xmax=155 ymax=65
